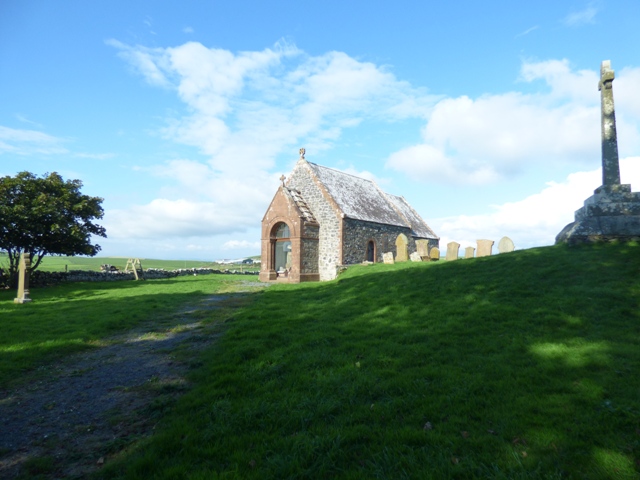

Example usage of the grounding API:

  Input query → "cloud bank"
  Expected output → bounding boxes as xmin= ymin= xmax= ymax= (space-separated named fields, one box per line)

xmin=101 ymin=40 xmax=640 ymax=258
xmin=386 ymin=59 xmax=640 ymax=185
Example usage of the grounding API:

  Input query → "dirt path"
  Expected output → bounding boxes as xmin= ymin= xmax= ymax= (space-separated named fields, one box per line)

xmin=0 ymin=290 xmax=256 ymax=479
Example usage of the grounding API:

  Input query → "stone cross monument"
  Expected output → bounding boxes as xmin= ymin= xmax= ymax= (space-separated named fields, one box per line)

xmin=598 ymin=60 xmax=621 ymax=189
xmin=14 ymin=252 xmax=33 ymax=304
xmin=556 ymin=60 xmax=640 ymax=244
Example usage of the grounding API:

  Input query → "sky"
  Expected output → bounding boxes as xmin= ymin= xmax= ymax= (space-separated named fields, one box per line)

xmin=2 ymin=0 xmax=640 ymax=260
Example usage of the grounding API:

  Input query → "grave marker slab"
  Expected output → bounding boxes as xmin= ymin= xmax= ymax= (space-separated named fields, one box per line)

xmin=14 ymin=253 xmax=32 ymax=304
xmin=498 ymin=236 xmax=515 ymax=253
xmin=476 ymin=239 xmax=494 ymax=257
xmin=415 ymin=239 xmax=430 ymax=257
xmin=429 ymin=247 xmax=440 ymax=261
xmin=395 ymin=234 xmax=409 ymax=262
xmin=383 ymin=252 xmax=395 ymax=264
xmin=446 ymin=241 xmax=460 ymax=261
xmin=464 ymin=246 xmax=475 ymax=258
xmin=410 ymin=251 xmax=422 ymax=262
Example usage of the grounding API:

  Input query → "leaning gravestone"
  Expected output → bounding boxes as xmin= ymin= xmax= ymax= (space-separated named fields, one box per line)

xmin=14 ymin=253 xmax=32 ymax=304
xmin=446 ymin=241 xmax=460 ymax=261
xmin=383 ymin=252 xmax=395 ymax=264
xmin=410 ymin=251 xmax=422 ymax=262
xmin=429 ymin=247 xmax=440 ymax=261
xmin=498 ymin=236 xmax=515 ymax=253
xmin=476 ymin=239 xmax=494 ymax=257
xmin=464 ymin=246 xmax=475 ymax=258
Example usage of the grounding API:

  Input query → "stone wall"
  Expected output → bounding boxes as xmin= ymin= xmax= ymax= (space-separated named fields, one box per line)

xmin=27 ymin=267 xmax=258 ymax=287
xmin=301 ymin=224 xmax=319 ymax=274
xmin=342 ymin=218 xmax=439 ymax=265
xmin=288 ymin=161 xmax=341 ymax=281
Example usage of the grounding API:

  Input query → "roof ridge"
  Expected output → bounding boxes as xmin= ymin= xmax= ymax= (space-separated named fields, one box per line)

xmin=307 ymin=161 xmax=378 ymax=185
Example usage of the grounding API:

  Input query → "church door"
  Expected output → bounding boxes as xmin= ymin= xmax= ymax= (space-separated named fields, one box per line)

xmin=366 ymin=240 xmax=375 ymax=262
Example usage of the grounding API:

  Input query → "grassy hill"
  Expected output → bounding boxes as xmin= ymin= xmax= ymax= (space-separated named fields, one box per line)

xmin=94 ymin=243 xmax=640 ymax=479
xmin=3 ymin=243 xmax=639 ymax=478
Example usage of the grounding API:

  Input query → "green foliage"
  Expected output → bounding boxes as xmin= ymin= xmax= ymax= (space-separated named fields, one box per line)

xmin=98 ymin=243 xmax=640 ymax=479
xmin=0 ymin=171 xmax=106 ymax=286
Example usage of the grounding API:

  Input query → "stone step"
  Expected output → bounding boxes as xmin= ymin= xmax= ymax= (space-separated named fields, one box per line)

xmin=576 ymin=202 xmax=640 ymax=219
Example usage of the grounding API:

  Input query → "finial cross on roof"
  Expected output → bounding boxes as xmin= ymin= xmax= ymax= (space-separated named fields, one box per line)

xmin=299 ymin=147 xmax=306 ymax=159
xmin=280 ymin=174 xmax=286 ymax=187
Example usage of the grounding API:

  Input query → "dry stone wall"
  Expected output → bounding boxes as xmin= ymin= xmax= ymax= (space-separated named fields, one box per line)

xmin=27 ymin=268 xmax=258 ymax=287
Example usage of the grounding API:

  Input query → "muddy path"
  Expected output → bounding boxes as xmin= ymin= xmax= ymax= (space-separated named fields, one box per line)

xmin=0 ymin=289 xmax=258 ymax=479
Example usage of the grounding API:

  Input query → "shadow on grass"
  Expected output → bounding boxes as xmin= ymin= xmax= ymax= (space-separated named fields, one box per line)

xmin=87 ymin=244 xmax=640 ymax=478
xmin=0 ymin=275 xmax=256 ymax=389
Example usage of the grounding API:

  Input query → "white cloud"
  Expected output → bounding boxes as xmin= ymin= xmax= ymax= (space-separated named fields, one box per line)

xmin=387 ymin=59 xmax=640 ymax=185
xmin=432 ymin=156 xmax=640 ymax=251
xmin=105 ymin=40 xmax=439 ymax=245
xmin=0 ymin=126 xmax=68 ymax=156
xmin=222 ymin=240 xmax=261 ymax=250
xmin=183 ymin=26 xmax=194 ymax=34
xmin=108 ymin=40 xmax=438 ymax=173
xmin=564 ymin=4 xmax=598 ymax=26
xmin=104 ymin=198 xmax=253 ymax=239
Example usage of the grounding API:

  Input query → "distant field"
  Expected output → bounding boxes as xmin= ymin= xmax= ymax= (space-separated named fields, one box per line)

xmin=0 ymin=253 xmax=260 ymax=272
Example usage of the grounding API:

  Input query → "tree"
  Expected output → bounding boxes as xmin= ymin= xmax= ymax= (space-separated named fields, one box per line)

xmin=0 ymin=171 xmax=107 ymax=286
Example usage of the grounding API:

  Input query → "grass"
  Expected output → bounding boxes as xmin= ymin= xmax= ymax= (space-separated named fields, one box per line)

xmin=0 ymin=252 xmax=260 ymax=272
xmin=95 ymin=243 xmax=640 ymax=479
xmin=0 ymin=274 xmax=259 ymax=389
xmin=3 ymin=243 xmax=640 ymax=478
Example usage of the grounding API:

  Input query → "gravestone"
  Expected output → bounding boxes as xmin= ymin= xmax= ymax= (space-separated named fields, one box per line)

xmin=383 ymin=252 xmax=395 ymax=264
xmin=464 ymin=246 xmax=475 ymax=258
xmin=429 ymin=247 xmax=440 ymax=261
xmin=410 ymin=251 xmax=422 ymax=262
xmin=395 ymin=234 xmax=409 ymax=262
xmin=415 ymin=239 xmax=430 ymax=257
xmin=476 ymin=239 xmax=494 ymax=257
xmin=557 ymin=60 xmax=640 ymax=244
xmin=446 ymin=241 xmax=460 ymax=261
xmin=14 ymin=253 xmax=32 ymax=304
xmin=498 ymin=236 xmax=515 ymax=253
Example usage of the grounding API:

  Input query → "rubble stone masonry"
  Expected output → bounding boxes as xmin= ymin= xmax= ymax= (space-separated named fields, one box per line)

xmin=288 ymin=162 xmax=341 ymax=280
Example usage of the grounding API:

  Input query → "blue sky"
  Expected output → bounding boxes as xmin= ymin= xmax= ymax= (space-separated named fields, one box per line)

xmin=2 ymin=0 xmax=640 ymax=260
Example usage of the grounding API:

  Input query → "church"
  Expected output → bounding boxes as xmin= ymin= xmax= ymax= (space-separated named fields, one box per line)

xmin=259 ymin=149 xmax=439 ymax=283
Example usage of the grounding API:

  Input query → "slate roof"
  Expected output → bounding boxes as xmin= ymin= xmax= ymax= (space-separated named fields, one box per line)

xmin=385 ymin=193 xmax=438 ymax=239
xmin=306 ymin=162 xmax=438 ymax=239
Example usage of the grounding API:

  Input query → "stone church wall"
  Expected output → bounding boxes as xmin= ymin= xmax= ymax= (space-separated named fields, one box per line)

xmin=342 ymin=218 xmax=415 ymax=264
xmin=342 ymin=218 xmax=439 ymax=265
xmin=301 ymin=224 xmax=319 ymax=274
xmin=288 ymin=163 xmax=341 ymax=281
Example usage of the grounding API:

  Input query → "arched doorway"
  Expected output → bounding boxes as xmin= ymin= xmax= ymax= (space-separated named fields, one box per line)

xmin=366 ymin=240 xmax=375 ymax=262
xmin=273 ymin=222 xmax=292 ymax=276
